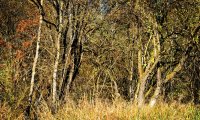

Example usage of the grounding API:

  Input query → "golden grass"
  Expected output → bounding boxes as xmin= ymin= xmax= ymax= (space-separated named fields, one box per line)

xmin=44 ymin=99 xmax=200 ymax=120
xmin=1 ymin=99 xmax=200 ymax=120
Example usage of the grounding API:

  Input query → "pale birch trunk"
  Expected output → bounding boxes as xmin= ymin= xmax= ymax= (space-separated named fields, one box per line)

xmin=29 ymin=0 xmax=43 ymax=103
xmin=52 ymin=1 xmax=63 ymax=111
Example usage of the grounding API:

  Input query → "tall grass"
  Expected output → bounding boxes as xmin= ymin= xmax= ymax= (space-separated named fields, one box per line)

xmin=38 ymin=99 xmax=200 ymax=120
xmin=1 ymin=98 xmax=200 ymax=120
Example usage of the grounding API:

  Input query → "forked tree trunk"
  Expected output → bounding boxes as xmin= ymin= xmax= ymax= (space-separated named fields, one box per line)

xmin=60 ymin=1 xmax=72 ymax=95
xmin=59 ymin=4 xmax=78 ymax=103
xmin=58 ymin=2 xmax=84 ymax=105
xmin=137 ymin=50 xmax=159 ymax=108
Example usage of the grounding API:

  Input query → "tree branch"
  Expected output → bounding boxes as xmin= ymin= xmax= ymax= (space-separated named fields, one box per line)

xmin=144 ymin=58 xmax=159 ymax=78
xmin=164 ymin=56 xmax=186 ymax=83
xmin=42 ymin=18 xmax=58 ymax=30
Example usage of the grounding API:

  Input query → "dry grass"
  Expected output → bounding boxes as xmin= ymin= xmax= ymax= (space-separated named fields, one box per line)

xmin=1 ymin=99 xmax=200 ymax=120
xmin=41 ymin=99 xmax=200 ymax=120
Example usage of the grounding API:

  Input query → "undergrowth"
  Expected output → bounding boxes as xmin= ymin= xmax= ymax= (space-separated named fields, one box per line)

xmin=1 ymin=98 xmax=200 ymax=120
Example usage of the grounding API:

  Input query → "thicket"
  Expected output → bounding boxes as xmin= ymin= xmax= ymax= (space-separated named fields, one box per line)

xmin=0 ymin=0 xmax=199 ymax=119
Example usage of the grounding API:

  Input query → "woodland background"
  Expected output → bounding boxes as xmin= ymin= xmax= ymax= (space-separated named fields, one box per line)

xmin=0 ymin=0 xmax=200 ymax=119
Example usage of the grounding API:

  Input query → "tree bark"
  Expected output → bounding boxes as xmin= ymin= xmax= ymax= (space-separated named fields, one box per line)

xmin=29 ymin=0 xmax=43 ymax=103
xmin=52 ymin=1 xmax=64 ymax=113
xmin=59 ymin=3 xmax=83 ymax=103
xmin=128 ymin=50 xmax=134 ymax=101
xmin=149 ymin=67 xmax=161 ymax=107
xmin=149 ymin=31 xmax=161 ymax=107
xmin=136 ymin=49 xmax=143 ymax=105
xmin=27 ymin=0 xmax=43 ymax=118
xmin=137 ymin=55 xmax=159 ymax=108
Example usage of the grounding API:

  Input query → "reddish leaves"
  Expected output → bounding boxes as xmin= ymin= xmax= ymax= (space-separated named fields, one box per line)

xmin=22 ymin=40 xmax=33 ymax=48
xmin=15 ymin=50 xmax=24 ymax=60
xmin=16 ymin=17 xmax=39 ymax=33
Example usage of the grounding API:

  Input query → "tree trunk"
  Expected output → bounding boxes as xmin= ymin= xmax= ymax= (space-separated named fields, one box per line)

xmin=149 ymin=31 xmax=161 ymax=107
xmin=52 ymin=1 xmax=64 ymax=113
xmin=27 ymin=0 xmax=43 ymax=118
xmin=134 ymin=33 xmax=142 ymax=103
xmin=137 ymin=54 xmax=159 ymax=108
xmin=128 ymin=54 xmax=134 ymax=101
xmin=127 ymin=27 xmax=135 ymax=101
xmin=193 ymin=77 xmax=199 ymax=104
xmin=29 ymin=0 xmax=43 ymax=103
xmin=63 ymin=59 xmax=75 ymax=103
xmin=137 ymin=77 xmax=146 ymax=108
xmin=149 ymin=67 xmax=161 ymax=107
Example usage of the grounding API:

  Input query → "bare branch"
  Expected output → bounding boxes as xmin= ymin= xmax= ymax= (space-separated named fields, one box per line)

xmin=42 ymin=18 xmax=58 ymax=30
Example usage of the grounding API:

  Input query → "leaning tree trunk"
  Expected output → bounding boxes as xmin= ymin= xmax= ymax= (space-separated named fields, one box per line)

xmin=149 ymin=31 xmax=161 ymax=107
xmin=27 ymin=0 xmax=43 ymax=117
xmin=29 ymin=0 xmax=43 ymax=103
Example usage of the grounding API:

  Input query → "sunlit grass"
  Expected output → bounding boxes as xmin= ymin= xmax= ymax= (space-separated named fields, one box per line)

xmin=48 ymin=99 xmax=200 ymax=120
xmin=1 ymin=98 xmax=200 ymax=120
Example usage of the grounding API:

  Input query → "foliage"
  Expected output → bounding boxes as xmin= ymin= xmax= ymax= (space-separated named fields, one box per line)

xmin=0 ymin=0 xmax=199 ymax=119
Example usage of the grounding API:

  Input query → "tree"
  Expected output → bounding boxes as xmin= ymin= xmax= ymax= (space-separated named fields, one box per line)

xmin=28 ymin=0 xmax=43 ymax=117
